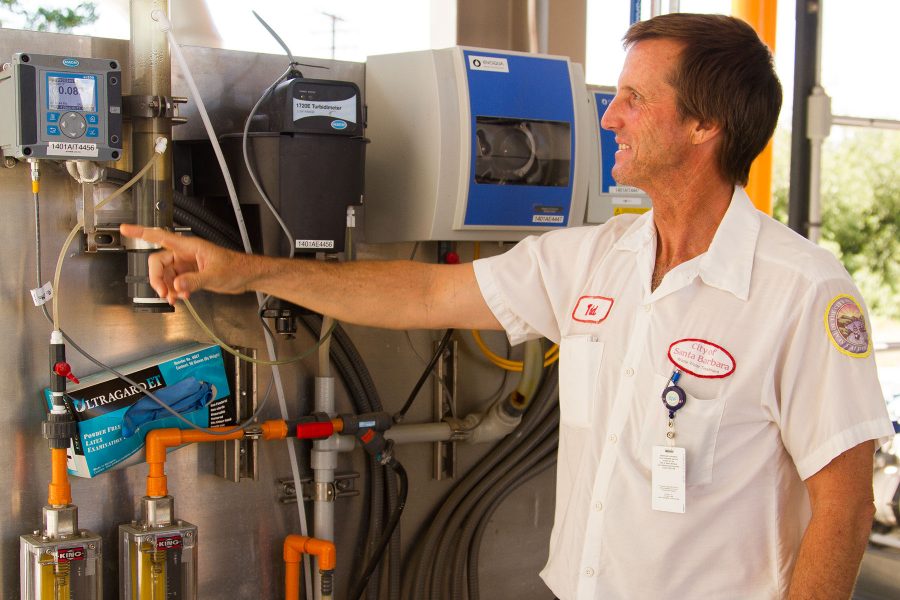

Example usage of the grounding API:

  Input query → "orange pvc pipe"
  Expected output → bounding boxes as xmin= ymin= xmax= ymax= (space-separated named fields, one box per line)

xmin=285 ymin=559 xmax=301 ymax=600
xmin=733 ymin=0 xmax=778 ymax=215
xmin=284 ymin=535 xmax=337 ymax=600
xmin=145 ymin=421 xmax=288 ymax=497
xmin=48 ymin=447 xmax=71 ymax=506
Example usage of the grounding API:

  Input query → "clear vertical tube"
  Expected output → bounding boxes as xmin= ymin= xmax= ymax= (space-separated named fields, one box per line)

xmin=129 ymin=0 xmax=173 ymax=228
xmin=120 ymin=522 xmax=198 ymax=600
xmin=127 ymin=0 xmax=174 ymax=311
xmin=20 ymin=532 xmax=102 ymax=600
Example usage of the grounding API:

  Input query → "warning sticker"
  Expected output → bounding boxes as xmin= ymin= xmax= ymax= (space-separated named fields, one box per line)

xmin=825 ymin=294 xmax=870 ymax=357
xmin=47 ymin=141 xmax=99 ymax=157
xmin=613 ymin=207 xmax=651 ymax=216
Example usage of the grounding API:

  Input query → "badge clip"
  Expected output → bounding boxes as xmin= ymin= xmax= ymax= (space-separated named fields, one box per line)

xmin=661 ymin=370 xmax=686 ymax=419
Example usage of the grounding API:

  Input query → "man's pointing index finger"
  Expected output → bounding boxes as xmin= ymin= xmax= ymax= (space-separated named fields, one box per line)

xmin=120 ymin=224 xmax=183 ymax=248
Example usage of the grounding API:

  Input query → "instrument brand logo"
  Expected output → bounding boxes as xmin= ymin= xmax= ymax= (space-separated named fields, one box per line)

xmin=58 ymin=546 xmax=85 ymax=562
xmin=62 ymin=58 xmax=80 ymax=68
xmin=156 ymin=535 xmax=183 ymax=551
xmin=468 ymin=55 xmax=509 ymax=73
xmin=331 ymin=119 xmax=347 ymax=130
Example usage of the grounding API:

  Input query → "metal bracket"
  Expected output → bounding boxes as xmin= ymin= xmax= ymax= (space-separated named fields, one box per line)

xmin=434 ymin=339 xmax=458 ymax=480
xmin=122 ymin=94 xmax=188 ymax=123
xmin=277 ymin=472 xmax=360 ymax=504
xmin=76 ymin=165 xmax=188 ymax=252
xmin=215 ymin=347 xmax=258 ymax=482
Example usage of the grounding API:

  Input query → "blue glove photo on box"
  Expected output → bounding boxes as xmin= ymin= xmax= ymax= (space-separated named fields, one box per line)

xmin=121 ymin=376 xmax=215 ymax=438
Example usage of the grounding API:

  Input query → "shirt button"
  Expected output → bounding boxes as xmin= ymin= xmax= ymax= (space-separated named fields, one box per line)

xmin=584 ymin=567 xmax=595 ymax=577
xmin=608 ymin=434 xmax=617 ymax=444
xmin=624 ymin=367 xmax=634 ymax=376
xmin=594 ymin=502 xmax=603 ymax=512
xmin=643 ymin=304 xmax=651 ymax=312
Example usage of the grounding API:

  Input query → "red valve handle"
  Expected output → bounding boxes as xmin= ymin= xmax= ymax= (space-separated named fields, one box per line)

xmin=53 ymin=362 xmax=80 ymax=384
xmin=295 ymin=421 xmax=335 ymax=440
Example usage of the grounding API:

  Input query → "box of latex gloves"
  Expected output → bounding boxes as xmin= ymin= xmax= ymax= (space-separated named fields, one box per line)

xmin=42 ymin=343 xmax=233 ymax=478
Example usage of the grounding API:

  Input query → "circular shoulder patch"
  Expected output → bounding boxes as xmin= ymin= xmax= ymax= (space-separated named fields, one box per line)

xmin=824 ymin=294 xmax=870 ymax=357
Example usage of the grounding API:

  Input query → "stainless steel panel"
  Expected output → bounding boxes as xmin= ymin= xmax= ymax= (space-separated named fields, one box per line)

xmin=0 ymin=28 xmax=557 ymax=599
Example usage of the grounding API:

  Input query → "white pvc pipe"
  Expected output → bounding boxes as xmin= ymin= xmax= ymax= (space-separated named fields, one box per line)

xmin=385 ymin=423 xmax=454 ymax=444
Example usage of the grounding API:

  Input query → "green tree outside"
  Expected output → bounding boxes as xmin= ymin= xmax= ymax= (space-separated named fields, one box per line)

xmin=772 ymin=127 xmax=900 ymax=321
xmin=0 ymin=0 xmax=97 ymax=32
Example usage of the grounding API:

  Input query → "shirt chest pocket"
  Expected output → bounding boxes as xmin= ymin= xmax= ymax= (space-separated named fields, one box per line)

xmin=637 ymin=373 xmax=726 ymax=486
xmin=558 ymin=335 xmax=604 ymax=428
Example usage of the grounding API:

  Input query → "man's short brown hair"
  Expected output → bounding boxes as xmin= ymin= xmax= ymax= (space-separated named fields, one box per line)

xmin=624 ymin=13 xmax=782 ymax=186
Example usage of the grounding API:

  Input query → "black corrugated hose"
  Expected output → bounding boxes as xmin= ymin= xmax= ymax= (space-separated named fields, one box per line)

xmin=402 ymin=365 xmax=560 ymax=600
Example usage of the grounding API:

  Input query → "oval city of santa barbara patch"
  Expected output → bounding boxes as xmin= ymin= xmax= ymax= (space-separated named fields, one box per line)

xmin=825 ymin=294 xmax=870 ymax=357
xmin=667 ymin=339 xmax=736 ymax=379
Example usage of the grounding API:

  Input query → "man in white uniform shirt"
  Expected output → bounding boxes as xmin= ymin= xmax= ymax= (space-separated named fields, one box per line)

xmin=123 ymin=13 xmax=894 ymax=600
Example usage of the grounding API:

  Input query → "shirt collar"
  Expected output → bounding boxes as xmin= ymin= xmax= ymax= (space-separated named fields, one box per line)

xmin=613 ymin=186 xmax=760 ymax=301
xmin=698 ymin=187 xmax=759 ymax=300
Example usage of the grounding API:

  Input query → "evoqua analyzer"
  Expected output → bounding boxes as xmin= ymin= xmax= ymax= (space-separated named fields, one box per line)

xmin=363 ymin=46 xmax=592 ymax=242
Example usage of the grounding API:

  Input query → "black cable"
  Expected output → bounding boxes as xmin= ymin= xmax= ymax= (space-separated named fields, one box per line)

xmin=394 ymin=328 xmax=454 ymax=422
xmin=173 ymin=191 xmax=243 ymax=248
xmin=386 ymin=470 xmax=401 ymax=600
xmin=351 ymin=458 xmax=408 ymax=600
xmin=449 ymin=423 xmax=560 ymax=599
xmin=174 ymin=207 xmax=242 ymax=251
xmin=466 ymin=451 xmax=558 ymax=600
xmin=432 ymin=407 xmax=561 ymax=599
xmin=403 ymin=365 xmax=559 ymax=600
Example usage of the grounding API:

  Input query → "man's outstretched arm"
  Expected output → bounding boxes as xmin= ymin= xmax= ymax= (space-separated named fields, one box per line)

xmin=120 ymin=224 xmax=503 ymax=332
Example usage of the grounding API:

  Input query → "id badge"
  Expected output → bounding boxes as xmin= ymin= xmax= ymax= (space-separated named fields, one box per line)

xmin=651 ymin=445 xmax=686 ymax=513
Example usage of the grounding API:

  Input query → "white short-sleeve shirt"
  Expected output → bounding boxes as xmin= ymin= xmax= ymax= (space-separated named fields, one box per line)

xmin=473 ymin=187 xmax=894 ymax=600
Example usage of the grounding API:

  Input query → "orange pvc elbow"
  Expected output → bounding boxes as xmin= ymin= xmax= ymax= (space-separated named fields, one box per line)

xmin=283 ymin=534 xmax=336 ymax=570
xmin=47 ymin=447 xmax=71 ymax=506
xmin=144 ymin=427 xmax=245 ymax=497
xmin=283 ymin=535 xmax=337 ymax=600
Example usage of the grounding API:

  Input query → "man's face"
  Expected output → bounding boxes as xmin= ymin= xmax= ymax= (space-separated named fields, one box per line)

xmin=600 ymin=39 xmax=699 ymax=191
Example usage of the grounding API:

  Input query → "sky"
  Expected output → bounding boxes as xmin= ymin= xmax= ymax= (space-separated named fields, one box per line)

xmin=2 ymin=0 xmax=898 ymax=124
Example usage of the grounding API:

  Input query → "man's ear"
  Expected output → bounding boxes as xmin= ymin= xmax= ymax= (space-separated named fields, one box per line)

xmin=691 ymin=120 xmax=722 ymax=146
